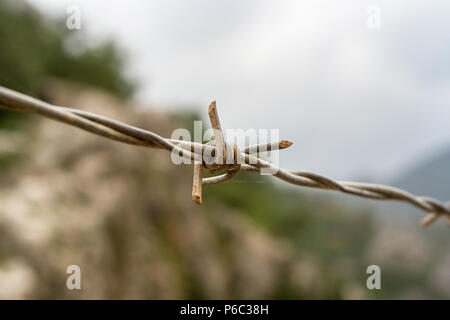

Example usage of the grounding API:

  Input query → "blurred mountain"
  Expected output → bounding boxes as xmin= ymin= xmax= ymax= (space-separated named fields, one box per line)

xmin=394 ymin=146 xmax=450 ymax=202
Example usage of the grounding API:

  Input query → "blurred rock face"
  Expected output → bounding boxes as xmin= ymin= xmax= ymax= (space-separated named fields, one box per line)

xmin=0 ymin=81 xmax=298 ymax=299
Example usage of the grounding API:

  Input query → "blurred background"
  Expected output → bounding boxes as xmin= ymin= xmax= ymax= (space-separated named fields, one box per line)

xmin=0 ymin=0 xmax=449 ymax=299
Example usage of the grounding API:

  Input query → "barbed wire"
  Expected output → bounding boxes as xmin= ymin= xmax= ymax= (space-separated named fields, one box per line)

xmin=0 ymin=85 xmax=448 ymax=227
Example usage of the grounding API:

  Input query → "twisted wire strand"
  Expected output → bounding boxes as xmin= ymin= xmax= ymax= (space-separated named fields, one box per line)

xmin=0 ymin=85 xmax=448 ymax=227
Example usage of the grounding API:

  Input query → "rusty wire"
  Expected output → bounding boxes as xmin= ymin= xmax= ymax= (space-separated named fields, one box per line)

xmin=0 ymin=85 xmax=448 ymax=227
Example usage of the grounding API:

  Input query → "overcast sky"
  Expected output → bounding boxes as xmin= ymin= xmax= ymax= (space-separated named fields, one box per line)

xmin=27 ymin=0 xmax=450 ymax=181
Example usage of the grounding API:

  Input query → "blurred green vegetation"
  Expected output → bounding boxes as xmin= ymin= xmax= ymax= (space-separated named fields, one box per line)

xmin=0 ymin=0 xmax=136 ymax=128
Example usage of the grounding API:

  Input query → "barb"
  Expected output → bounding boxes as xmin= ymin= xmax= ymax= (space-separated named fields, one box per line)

xmin=0 ymin=85 xmax=448 ymax=227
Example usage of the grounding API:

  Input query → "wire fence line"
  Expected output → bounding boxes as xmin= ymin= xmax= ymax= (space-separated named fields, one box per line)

xmin=0 ymin=85 xmax=448 ymax=227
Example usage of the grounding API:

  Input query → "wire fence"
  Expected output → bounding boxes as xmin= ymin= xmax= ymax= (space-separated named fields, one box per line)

xmin=0 ymin=85 xmax=448 ymax=227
